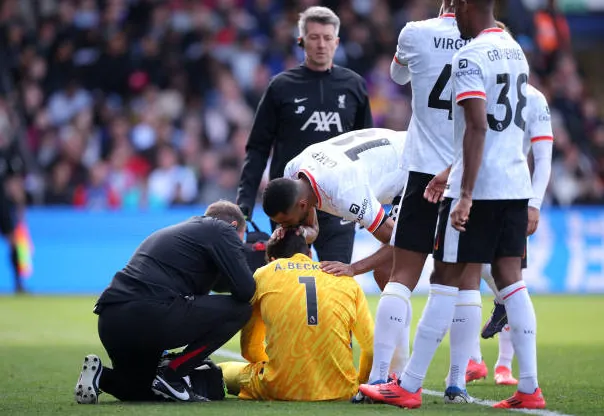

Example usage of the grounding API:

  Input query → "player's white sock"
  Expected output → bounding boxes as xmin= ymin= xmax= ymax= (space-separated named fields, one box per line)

xmin=368 ymin=282 xmax=412 ymax=383
xmin=500 ymin=281 xmax=538 ymax=393
xmin=495 ymin=324 xmax=514 ymax=370
xmin=388 ymin=323 xmax=410 ymax=379
xmin=448 ymin=290 xmax=482 ymax=389
xmin=400 ymin=284 xmax=458 ymax=393
xmin=482 ymin=264 xmax=503 ymax=303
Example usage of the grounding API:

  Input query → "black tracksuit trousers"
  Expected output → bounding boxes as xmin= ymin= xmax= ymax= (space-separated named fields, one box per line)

xmin=96 ymin=294 xmax=251 ymax=401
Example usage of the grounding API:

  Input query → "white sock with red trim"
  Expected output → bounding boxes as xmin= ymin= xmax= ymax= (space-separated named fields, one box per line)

xmin=500 ymin=280 xmax=538 ymax=393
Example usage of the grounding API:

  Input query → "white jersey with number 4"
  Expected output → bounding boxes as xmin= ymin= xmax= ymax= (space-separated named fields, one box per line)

xmin=284 ymin=128 xmax=407 ymax=233
xmin=446 ymin=28 xmax=532 ymax=200
xmin=393 ymin=13 xmax=470 ymax=175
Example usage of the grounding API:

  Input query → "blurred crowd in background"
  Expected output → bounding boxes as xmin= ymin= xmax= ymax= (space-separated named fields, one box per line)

xmin=0 ymin=0 xmax=603 ymax=210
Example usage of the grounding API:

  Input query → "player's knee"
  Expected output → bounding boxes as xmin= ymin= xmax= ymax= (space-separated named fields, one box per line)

xmin=373 ymin=262 xmax=391 ymax=291
xmin=491 ymin=258 xmax=522 ymax=290
xmin=389 ymin=248 xmax=427 ymax=289
xmin=389 ymin=266 xmax=421 ymax=290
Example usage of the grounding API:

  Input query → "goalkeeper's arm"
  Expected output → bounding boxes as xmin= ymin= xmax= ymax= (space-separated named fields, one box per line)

xmin=352 ymin=286 xmax=374 ymax=384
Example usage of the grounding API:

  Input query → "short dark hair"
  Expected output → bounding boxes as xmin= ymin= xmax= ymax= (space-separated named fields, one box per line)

xmin=205 ymin=200 xmax=246 ymax=231
xmin=266 ymin=229 xmax=309 ymax=261
xmin=262 ymin=178 xmax=299 ymax=218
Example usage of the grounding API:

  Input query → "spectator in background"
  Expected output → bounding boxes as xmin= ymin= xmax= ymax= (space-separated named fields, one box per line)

xmin=0 ymin=0 xmax=599 ymax=210
xmin=147 ymin=144 xmax=197 ymax=208
xmin=534 ymin=0 xmax=571 ymax=74
xmin=73 ymin=161 xmax=119 ymax=210
xmin=47 ymin=79 xmax=92 ymax=127
xmin=44 ymin=159 xmax=74 ymax=205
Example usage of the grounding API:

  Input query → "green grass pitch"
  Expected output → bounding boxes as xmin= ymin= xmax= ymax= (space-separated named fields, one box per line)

xmin=0 ymin=295 xmax=602 ymax=415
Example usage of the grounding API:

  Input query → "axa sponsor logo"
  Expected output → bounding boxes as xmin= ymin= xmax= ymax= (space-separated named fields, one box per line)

xmin=301 ymin=111 xmax=343 ymax=132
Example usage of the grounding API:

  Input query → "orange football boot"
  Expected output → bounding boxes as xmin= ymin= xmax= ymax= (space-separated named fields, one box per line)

xmin=466 ymin=359 xmax=488 ymax=382
xmin=358 ymin=376 xmax=422 ymax=409
xmin=494 ymin=366 xmax=518 ymax=386
xmin=493 ymin=388 xmax=546 ymax=409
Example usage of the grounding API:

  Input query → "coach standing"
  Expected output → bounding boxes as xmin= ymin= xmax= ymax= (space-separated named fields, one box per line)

xmin=236 ymin=6 xmax=373 ymax=264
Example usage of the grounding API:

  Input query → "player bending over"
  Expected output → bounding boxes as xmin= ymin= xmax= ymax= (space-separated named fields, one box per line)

xmin=219 ymin=229 xmax=374 ymax=401
xmin=262 ymin=127 xmax=408 ymax=288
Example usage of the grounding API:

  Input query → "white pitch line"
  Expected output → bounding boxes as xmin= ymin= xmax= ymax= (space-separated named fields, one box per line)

xmin=422 ymin=389 xmax=572 ymax=416
xmin=213 ymin=349 xmax=572 ymax=416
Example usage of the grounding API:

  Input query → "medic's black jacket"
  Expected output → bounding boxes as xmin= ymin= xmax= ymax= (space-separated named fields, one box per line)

xmin=95 ymin=217 xmax=256 ymax=309
xmin=237 ymin=64 xmax=373 ymax=216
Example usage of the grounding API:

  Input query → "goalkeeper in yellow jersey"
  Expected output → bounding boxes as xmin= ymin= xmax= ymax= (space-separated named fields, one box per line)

xmin=219 ymin=229 xmax=374 ymax=401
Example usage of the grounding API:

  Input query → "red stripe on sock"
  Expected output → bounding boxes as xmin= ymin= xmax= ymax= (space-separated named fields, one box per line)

xmin=168 ymin=345 xmax=208 ymax=370
xmin=502 ymin=286 xmax=526 ymax=300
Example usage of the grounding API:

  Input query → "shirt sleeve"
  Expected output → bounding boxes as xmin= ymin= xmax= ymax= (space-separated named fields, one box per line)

xmin=240 ymin=295 xmax=268 ymax=363
xmin=391 ymin=24 xmax=415 ymax=85
xmin=338 ymin=183 xmax=386 ymax=234
xmin=527 ymin=91 xmax=553 ymax=210
xmin=236 ymin=81 xmax=279 ymax=216
xmin=211 ymin=224 xmax=256 ymax=302
xmin=453 ymin=50 xmax=486 ymax=103
xmin=351 ymin=284 xmax=374 ymax=384
xmin=526 ymin=92 xmax=554 ymax=144
xmin=529 ymin=140 xmax=553 ymax=210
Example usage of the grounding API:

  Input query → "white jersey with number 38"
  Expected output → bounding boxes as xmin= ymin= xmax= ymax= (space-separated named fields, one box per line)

xmin=446 ymin=28 xmax=532 ymax=200
xmin=393 ymin=14 xmax=469 ymax=175
xmin=284 ymin=128 xmax=407 ymax=233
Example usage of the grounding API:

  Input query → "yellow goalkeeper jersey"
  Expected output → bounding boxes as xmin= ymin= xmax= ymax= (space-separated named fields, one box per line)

xmin=239 ymin=253 xmax=374 ymax=401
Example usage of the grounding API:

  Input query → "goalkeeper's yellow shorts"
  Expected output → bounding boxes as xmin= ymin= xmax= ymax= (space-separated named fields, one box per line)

xmin=218 ymin=361 xmax=269 ymax=400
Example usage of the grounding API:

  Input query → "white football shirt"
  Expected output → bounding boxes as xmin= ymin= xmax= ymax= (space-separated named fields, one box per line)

xmin=523 ymin=84 xmax=553 ymax=156
xmin=284 ymin=128 xmax=408 ymax=233
xmin=446 ymin=28 xmax=533 ymax=200
xmin=393 ymin=13 xmax=470 ymax=175
xmin=524 ymin=84 xmax=554 ymax=209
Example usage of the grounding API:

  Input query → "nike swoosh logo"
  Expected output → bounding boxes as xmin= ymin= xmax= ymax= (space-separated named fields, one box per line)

xmin=294 ymin=98 xmax=308 ymax=103
xmin=157 ymin=378 xmax=190 ymax=401
xmin=340 ymin=219 xmax=353 ymax=225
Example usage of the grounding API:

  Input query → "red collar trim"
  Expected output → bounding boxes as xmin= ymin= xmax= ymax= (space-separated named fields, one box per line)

xmin=479 ymin=27 xmax=504 ymax=36
xmin=440 ymin=13 xmax=455 ymax=18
